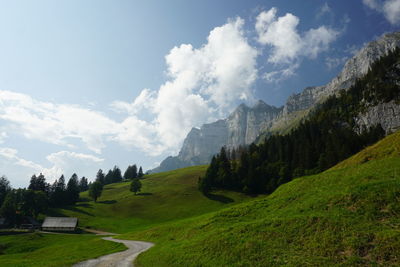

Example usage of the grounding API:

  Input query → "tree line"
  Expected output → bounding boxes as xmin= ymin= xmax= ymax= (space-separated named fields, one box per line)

xmin=199 ymin=46 xmax=400 ymax=195
xmin=0 ymin=163 xmax=145 ymax=224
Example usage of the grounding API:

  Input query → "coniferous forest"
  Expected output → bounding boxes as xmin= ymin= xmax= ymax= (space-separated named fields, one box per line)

xmin=199 ymin=47 xmax=400 ymax=195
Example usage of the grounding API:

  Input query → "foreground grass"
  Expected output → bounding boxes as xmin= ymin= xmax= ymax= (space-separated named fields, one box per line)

xmin=0 ymin=232 xmax=125 ymax=267
xmin=120 ymin=132 xmax=400 ymax=266
xmin=55 ymin=165 xmax=253 ymax=233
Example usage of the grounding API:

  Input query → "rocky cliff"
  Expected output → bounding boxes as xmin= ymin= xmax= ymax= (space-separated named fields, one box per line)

xmin=152 ymin=31 xmax=400 ymax=173
xmin=151 ymin=101 xmax=282 ymax=173
xmin=269 ymin=31 xmax=400 ymax=134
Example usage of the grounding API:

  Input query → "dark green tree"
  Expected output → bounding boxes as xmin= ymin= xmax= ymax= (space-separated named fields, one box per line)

xmin=138 ymin=166 xmax=144 ymax=178
xmin=124 ymin=165 xmax=138 ymax=180
xmin=112 ymin=166 xmax=123 ymax=183
xmin=89 ymin=181 xmax=103 ymax=202
xmin=0 ymin=190 xmax=18 ymax=224
xmin=130 ymin=178 xmax=142 ymax=195
xmin=96 ymin=169 xmax=105 ymax=185
xmin=0 ymin=175 xmax=11 ymax=207
xmin=104 ymin=170 xmax=113 ymax=184
xmin=66 ymin=173 xmax=80 ymax=204
xmin=79 ymin=177 xmax=89 ymax=192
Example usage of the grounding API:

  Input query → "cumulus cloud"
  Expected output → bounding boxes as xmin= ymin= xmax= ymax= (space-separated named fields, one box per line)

xmin=255 ymin=8 xmax=339 ymax=64
xmin=263 ymin=63 xmax=299 ymax=83
xmin=363 ymin=0 xmax=400 ymax=25
xmin=111 ymin=17 xmax=258 ymax=151
xmin=0 ymin=147 xmax=105 ymax=185
xmin=43 ymin=151 xmax=104 ymax=181
xmin=317 ymin=3 xmax=333 ymax=19
xmin=0 ymin=90 xmax=162 ymax=155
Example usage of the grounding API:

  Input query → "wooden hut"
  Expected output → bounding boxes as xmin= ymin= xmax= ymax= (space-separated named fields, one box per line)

xmin=42 ymin=217 xmax=78 ymax=232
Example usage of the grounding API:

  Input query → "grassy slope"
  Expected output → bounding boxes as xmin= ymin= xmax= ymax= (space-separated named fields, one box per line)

xmin=0 ymin=232 xmax=125 ymax=267
xmin=56 ymin=165 xmax=253 ymax=233
xmin=120 ymin=131 xmax=400 ymax=266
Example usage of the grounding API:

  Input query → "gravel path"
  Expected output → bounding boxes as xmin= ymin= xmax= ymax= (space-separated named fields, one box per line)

xmin=73 ymin=237 xmax=153 ymax=267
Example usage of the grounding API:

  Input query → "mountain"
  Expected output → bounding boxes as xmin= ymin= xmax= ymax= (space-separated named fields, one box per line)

xmin=267 ymin=31 xmax=400 ymax=135
xmin=151 ymin=101 xmax=282 ymax=173
xmin=152 ymin=31 xmax=400 ymax=173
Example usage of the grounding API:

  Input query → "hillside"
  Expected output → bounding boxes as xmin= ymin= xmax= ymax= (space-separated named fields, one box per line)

xmin=153 ymin=31 xmax=400 ymax=174
xmin=120 ymin=131 xmax=400 ymax=266
xmin=54 ymin=165 xmax=253 ymax=233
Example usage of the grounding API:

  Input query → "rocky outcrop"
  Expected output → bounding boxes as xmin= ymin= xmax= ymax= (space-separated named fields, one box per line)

xmin=152 ymin=31 xmax=400 ymax=173
xmin=283 ymin=32 xmax=400 ymax=115
xmin=355 ymin=101 xmax=400 ymax=134
xmin=269 ymin=32 xmax=400 ymax=133
xmin=152 ymin=101 xmax=282 ymax=173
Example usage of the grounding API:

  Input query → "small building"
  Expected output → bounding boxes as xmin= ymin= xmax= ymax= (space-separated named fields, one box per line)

xmin=42 ymin=217 xmax=78 ymax=232
xmin=20 ymin=216 xmax=41 ymax=230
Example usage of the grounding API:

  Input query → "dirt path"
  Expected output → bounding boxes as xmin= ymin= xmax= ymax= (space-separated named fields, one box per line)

xmin=73 ymin=237 xmax=154 ymax=267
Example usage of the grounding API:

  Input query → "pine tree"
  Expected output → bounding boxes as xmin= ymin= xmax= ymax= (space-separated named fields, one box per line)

xmin=112 ymin=166 xmax=123 ymax=183
xmin=138 ymin=166 xmax=144 ymax=178
xmin=66 ymin=173 xmax=80 ymax=204
xmin=96 ymin=169 xmax=105 ymax=185
xmin=79 ymin=177 xmax=89 ymax=192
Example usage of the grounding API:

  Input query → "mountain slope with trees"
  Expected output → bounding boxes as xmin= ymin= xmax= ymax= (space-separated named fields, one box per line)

xmin=199 ymin=46 xmax=400 ymax=195
xmin=121 ymin=129 xmax=400 ymax=267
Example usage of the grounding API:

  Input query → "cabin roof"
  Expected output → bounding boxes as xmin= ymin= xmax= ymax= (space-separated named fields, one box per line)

xmin=42 ymin=217 xmax=78 ymax=228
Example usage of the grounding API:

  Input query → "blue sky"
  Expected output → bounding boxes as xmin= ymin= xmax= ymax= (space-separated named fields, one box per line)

xmin=0 ymin=0 xmax=399 ymax=187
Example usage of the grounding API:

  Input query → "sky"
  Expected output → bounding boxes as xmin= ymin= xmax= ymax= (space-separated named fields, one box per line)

xmin=0 ymin=0 xmax=399 ymax=187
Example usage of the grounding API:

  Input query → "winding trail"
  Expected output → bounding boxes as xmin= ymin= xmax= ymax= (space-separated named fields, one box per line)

xmin=73 ymin=236 xmax=154 ymax=267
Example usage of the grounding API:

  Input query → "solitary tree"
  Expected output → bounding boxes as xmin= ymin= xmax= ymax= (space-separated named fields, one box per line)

xmin=89 ymin=181 xmax=103 ymax=202
xmin=130 ymin=178 xmax=142 ymax=195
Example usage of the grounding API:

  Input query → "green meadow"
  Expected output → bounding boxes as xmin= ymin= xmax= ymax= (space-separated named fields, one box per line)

xmin=119 ymin=131 xmax=400 ymax=266
xmin=54 ymin=165 xmax=254 ymax=233
xmin=1 ymin=131 xmax=399 ymax=266
xmin=0 ymin=232 xmax=125 ymax=267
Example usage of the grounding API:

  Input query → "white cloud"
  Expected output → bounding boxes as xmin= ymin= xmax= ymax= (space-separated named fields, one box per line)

xmin=363 ymin=0 xmax=380 ymax=9
xmin=110 ymin=88 xmax=156 ymax=115
xmin=363 ymin=0 xmax=400 ymax=25
xmin=255 ymin=8 xmax=339 ymax=64
xmin=111 ymin=17 xmax=258 ymax=151
xmin=0 ymin=147 xmax=44 ymax=172
xmin=263 ymin=63 xmax=299 ymax=83
xmin=43 ymin=151 xmax=104 ymax=181
xmin=317 ymin=3 xmax=332 ymax=19
xmin=0 ymin=17 xmax=258 ymax=157
xmin=383 ymin=0 xmax=400 ymax=24
xmin=0 ymin=147 xmax=105 ymax=185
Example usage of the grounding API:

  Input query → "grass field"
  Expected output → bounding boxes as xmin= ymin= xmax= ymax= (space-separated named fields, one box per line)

xmin=0 ymin=232 xmax=125 ymax=267
xmin=118 ymin=131 xmax=400 ymax=266
xmin=3 ymin=132 xmax=399 ymax=266
xmin=54 ymin=165 xmax=254 ymax=233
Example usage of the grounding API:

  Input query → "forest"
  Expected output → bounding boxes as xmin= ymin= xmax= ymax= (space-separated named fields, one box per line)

xmin=199 ymin=47 xmax=400 ymax=195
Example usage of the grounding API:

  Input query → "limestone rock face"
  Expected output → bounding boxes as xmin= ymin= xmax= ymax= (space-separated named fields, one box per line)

xmin=151 ymin=32 xmax=400 ymax=173
xmin=152 ymin=101 xmax=281 ymax=173
xmin=355 ymin=101 xmax=400 ymax=134
xmin=281 ymin=32 xmax=400 ymax=117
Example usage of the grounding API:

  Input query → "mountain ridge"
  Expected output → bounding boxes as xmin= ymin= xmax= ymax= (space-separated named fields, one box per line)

xmin=152 ymin=31 xmax=400 ymax=173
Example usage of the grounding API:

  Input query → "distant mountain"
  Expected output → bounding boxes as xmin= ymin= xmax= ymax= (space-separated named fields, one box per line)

xmin=152 ymin=31 xmax=400 ymax=173
xmin=266 ymin=31 xmax=400 ymax=136
xmin=151 ymin=100 xmax=282 ymax=173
